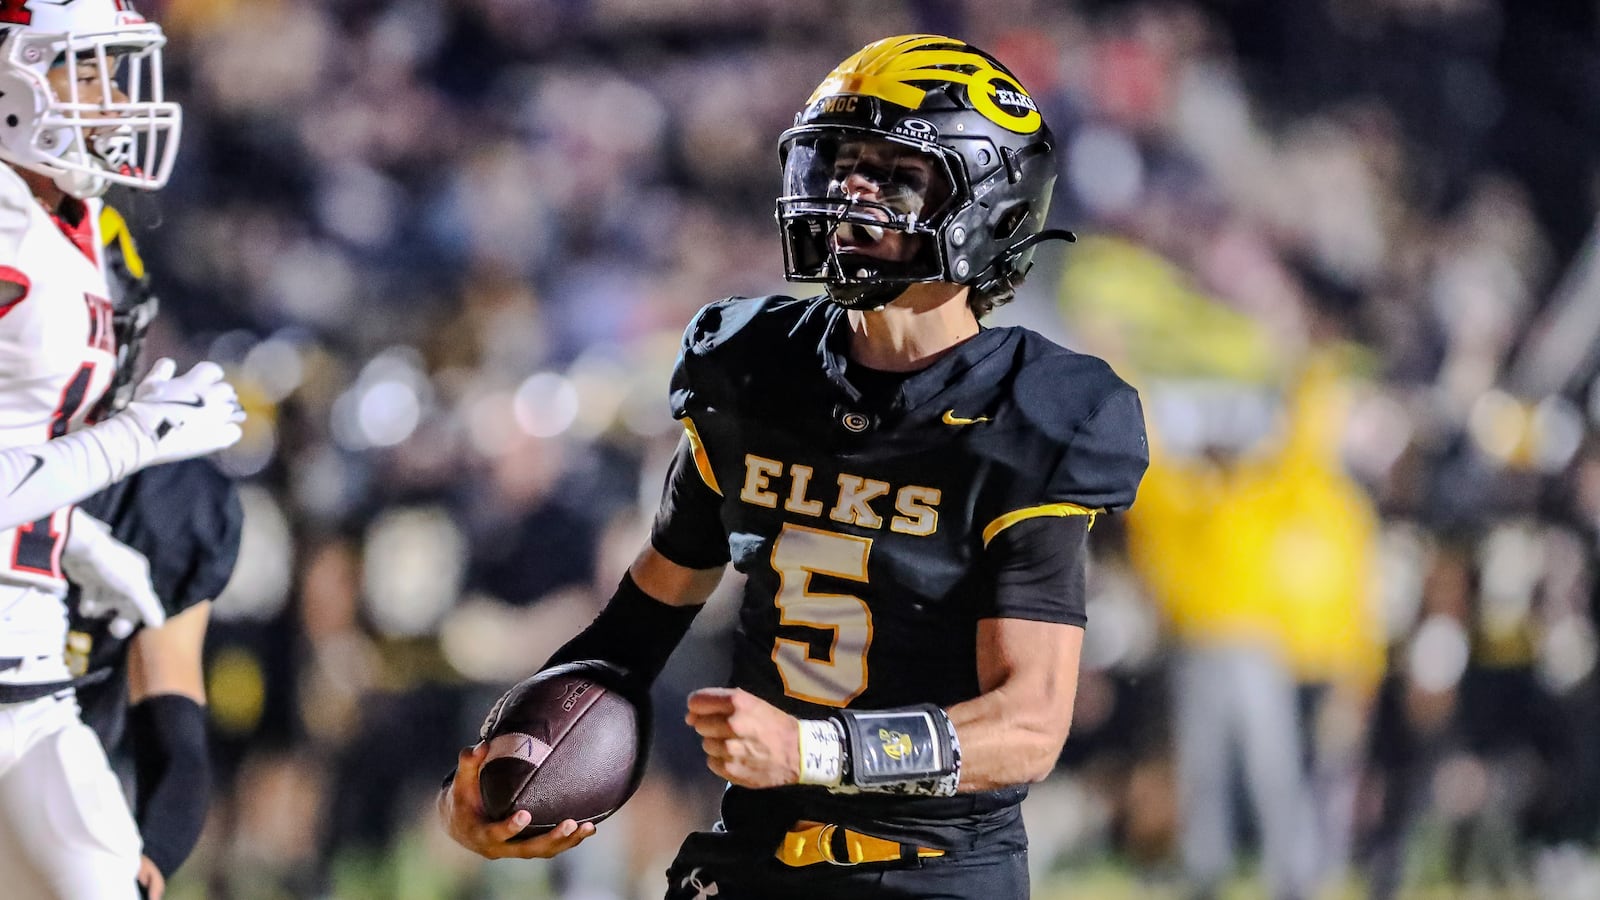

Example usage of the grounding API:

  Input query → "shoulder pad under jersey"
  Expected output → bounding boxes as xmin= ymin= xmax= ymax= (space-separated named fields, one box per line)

xmin=1009 ymin=331 xmax=1149 ymax=513
xmin=0 ymin=165 xmax=35 ymax=262
xmin=670 ymin=294 xmax=822 ymax=417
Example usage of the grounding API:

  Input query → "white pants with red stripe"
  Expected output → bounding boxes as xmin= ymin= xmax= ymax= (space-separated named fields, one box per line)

xmin=0 ymin=689 xmax=140 ymax=899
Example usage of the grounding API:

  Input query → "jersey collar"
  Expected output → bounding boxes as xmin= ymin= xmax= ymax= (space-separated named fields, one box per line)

xmin=809 ymin=297 xmax=1017 ymax=420
xmin=50 ymin=198 xmax=99 ymax=265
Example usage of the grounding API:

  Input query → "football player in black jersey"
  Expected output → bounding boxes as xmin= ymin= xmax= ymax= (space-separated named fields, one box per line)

xmin=441 ymin=35 xmax=1148 ymax=898
xmin=60 ymin=205 xmax=244 ymax=900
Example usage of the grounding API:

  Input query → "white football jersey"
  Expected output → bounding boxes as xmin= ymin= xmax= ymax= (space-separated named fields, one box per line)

xmin=0 ymin=165 xmax=117 ymax=601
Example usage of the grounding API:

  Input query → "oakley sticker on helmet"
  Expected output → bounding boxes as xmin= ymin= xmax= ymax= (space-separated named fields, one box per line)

xmin=806 ymin=34 xmax=1044 ymax=135
xmin=893 ymin=117 xmax=938 ymax=139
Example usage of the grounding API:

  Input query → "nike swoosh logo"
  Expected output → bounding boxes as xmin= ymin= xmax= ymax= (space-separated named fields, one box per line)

xmin=7 ymin=454 xmax=44 ymax=497
xmin=941 ymin=410 xmax=990 ymax=426
xmin=159 ymin=396 xmax=206 ymax=408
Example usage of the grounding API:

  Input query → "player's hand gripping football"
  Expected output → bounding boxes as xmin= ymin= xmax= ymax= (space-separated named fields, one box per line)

xmin=118 ymin=358 xmax=245 ymax=467
xmin=61 ymin=507 xmax=164 ymax=638
xmin=686 ymin=687 xmax=802 ymax=789
xmin=438 ymin=743 xmax=596 ymax=859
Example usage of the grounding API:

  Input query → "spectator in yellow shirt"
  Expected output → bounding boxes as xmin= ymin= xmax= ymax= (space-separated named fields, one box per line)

xmin=1128 ymin=355 xmax=1383 ymax=899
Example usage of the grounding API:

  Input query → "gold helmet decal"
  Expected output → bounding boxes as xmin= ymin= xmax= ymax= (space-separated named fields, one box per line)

xmin=99 ymin=204 xmax=147 ymax=280
xmin=806 ymin=34 xmax=1042 ymax=134
xmin=878 ymin=727 xmax=914 ymax=761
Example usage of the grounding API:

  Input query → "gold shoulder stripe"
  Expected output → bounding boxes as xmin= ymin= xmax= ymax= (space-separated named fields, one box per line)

xmin=982 ymin=502 xmax=1098 ymax=547
xmin=97 ymin=204 xmax=146 ymax=279
xmin=682 ymin=418 xmax=722 ymax=496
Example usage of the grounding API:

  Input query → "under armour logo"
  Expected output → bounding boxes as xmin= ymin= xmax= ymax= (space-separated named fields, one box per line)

xmin=679 ymin=867 xmax=719 ymax=899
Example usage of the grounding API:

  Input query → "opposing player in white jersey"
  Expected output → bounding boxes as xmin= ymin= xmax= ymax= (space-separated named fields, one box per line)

xmin=0 ymin=1 xmax=246 ymax=897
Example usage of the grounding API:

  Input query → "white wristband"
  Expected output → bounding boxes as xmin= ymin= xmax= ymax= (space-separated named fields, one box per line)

xmin=797 ymin=718 xmax=845 ymax=786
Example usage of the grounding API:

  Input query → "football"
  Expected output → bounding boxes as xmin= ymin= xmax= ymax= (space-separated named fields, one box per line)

xmin=476 ymin=660 xmax=650 ymax=839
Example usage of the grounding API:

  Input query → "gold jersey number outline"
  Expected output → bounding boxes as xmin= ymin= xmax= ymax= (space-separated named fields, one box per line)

xmin=769 ymin=523 xmax=874 ymax=707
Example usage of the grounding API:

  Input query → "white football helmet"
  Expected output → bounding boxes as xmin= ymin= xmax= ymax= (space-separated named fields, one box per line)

xmin=0 ymin=0 xmax=180 ymax=198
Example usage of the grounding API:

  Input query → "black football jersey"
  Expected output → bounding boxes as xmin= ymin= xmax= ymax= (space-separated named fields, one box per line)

xmin=68 ymin=459 xmax=243 ymax=750
xmin=659 ymin=295 xmax=1147 ymax=841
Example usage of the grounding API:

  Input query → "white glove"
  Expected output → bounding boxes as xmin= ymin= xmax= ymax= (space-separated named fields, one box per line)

xmin=61 ymin=508 xmax=165 ymax=639
xmin=117 ymin=358 xmax=246 ymax=468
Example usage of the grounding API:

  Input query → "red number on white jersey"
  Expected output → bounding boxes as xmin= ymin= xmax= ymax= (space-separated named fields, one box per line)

xmin=11 ymin=362 xmax=98 ymax=578
xmin=84 ymin=293 xmax=114 ymax=355
xmin=0 ymin=0 xmax=30 ymax=26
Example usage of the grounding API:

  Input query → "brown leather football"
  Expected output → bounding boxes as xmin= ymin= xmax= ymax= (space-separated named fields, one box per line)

xmin=476 ymin=661 xmax=649 ymax=839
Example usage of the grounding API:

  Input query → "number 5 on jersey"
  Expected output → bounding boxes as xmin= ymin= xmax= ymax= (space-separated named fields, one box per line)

xmin=770 ymin=523 xmax=874 ymax=707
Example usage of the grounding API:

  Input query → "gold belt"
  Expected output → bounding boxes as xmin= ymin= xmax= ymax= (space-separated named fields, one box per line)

xmin=774 ymin=820 xmax=945 ymax=867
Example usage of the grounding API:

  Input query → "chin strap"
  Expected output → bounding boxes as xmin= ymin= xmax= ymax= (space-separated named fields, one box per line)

xmin=823 ymin=228 xmax=1079 ymax=311
xmin=825 ymin=281 xmax=905 ymax=311
xmin=1007 ymin=228 xmax=1078 ymax=252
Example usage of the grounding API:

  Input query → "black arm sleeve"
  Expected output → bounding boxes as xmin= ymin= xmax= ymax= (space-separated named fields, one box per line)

xmin=544 ymin=572 xmax=702 ymax=685
xmin=130 ymin=694 xmax=211 ymax=878
xmin=977 ymin=515 xmax=1090 ymax=626
xmin=649 ymin=436 xmax=730 ymax=570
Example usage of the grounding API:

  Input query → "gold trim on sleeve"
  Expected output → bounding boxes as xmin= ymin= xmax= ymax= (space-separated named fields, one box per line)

xmin=682 ymin=418 xmax=722 ymax=496
xmin=982 ymin=502 xmax=1098 ymax=547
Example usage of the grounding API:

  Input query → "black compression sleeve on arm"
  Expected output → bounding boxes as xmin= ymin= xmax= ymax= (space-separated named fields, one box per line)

xmin=649 ymin=436 xmax=731 ymax=570
xmin=129 ymin=694 xmax=211 ymax=878
xmin=544 ymin=572 xmax=702 ymax=684
xmin=979 ymin=514 xmax=1090 ymax=626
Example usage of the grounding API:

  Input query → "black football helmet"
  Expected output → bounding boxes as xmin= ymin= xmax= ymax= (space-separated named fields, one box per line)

xmin=777 ymin=34 xmax=1073 ymax=311
xmin=89 ymin=203 xmax=159 ymax=420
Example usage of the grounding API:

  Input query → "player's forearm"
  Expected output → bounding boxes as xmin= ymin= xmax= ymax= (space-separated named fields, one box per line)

xmin=945 ymin=680 xmax=1076 ymax=791
xmin=0 ymin=417 xmax=147 ymax=531
xmin=946 ymin=617 xmax=1085 ymax=791
xmin=2 ymin=361 xmax=244 ymax=533
xmin=128 ymin=603 xmax=210 ymax=703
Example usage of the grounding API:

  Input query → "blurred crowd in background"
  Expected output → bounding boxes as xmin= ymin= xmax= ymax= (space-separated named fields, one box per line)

xmin=111 ymin=0 xmax=1600 ymax=897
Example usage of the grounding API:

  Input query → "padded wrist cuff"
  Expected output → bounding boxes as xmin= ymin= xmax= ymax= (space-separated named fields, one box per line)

xmin=544 ymin=572 xmax=701 ymax=685
xmin=831 ymin=704 xmax=961 ymax=797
